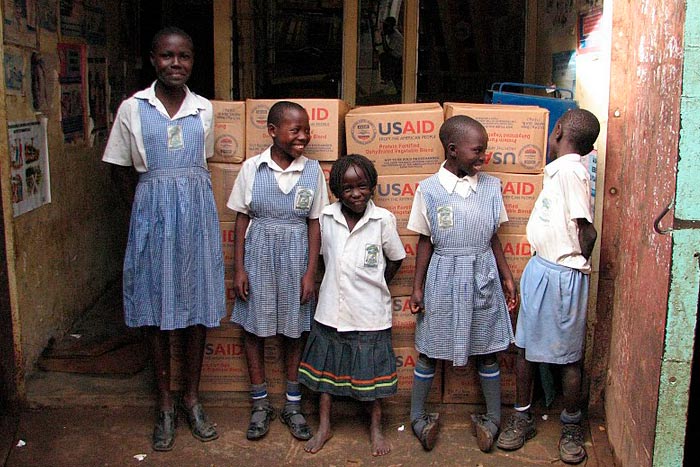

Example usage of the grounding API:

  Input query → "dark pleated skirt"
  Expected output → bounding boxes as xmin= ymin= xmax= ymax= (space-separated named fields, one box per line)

xmin=299 ymin=322 xmax=398 ymax=401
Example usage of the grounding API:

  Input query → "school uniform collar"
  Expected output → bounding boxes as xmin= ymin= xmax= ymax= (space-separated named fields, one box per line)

xmin=545 ymin=153 xmax=582 ymax=177
xmin=255 ymin=146 xmax=308 ymax=173
xmin=437 ymin=162 xmax=479 ymax=194
xmin=324 ymin=199 xmax=381 ymax=231
xmin=134 ymin=81 xmax=205 ymax=118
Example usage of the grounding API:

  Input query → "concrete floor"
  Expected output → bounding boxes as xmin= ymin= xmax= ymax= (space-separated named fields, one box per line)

xmin=3 ymin=288 xmax=615 ymax=466
xmin=3 ymin=368 xmax=615 ymax=466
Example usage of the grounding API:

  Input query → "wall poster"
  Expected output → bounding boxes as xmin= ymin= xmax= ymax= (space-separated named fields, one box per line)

xmin=58 ymin=42 xmax=87 ymax=143
xmin=3 ymin=0 xmax=38 ymax=46
xmin=9 ymin=119 xmax=51 ymax=217
xmin=87 ymin=56 xmax=109 ymax=144
xmin=4 ymin=46 xmax=26 ymax=96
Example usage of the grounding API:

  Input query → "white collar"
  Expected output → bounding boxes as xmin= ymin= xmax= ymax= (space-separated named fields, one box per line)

xmin=255 ymin=146 xmax=308 ymax=172
xmin=437 ymin=162 xmax=479 ymax=194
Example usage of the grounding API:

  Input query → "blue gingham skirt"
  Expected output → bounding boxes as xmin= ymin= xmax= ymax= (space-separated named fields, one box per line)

xmin=515 ymin=254 xmax=589 ymax=364
xmin=123 ymin=166 xmax=226 ymax=330
xmin=231 ymin=217 xmax=313 ymax=338
xmin=415 ymin=247 xmax=514 ymax=366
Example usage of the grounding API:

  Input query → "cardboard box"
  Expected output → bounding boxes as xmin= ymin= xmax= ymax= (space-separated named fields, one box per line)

xmin=245 ymin=99 xmax=349 ymax=160
xmin=319 ymin=161 xmax=337 ymax=203
xmin=389 ymin=235 xmax=419 ymax=296
xmin=220 ymin=222 xmax=235 ymax=268
xmin=391 ymin=296 xmax=416 ymax=347
xmin=210 ymin=101 xmax=246 ymax=163
xmin=444 ymin=103 xmax=548 ymax=174
xmin=345 ymin=103 xmax=444 ymax=175
xmin=442 ymin=352 xmax=516 ymax=404
xmin=394 ymin=346 xmax=442 ymax=402
xmin=209 ymin=162 xmax=242 ymax=222
xmin=498 ymin=233 xmax=532 ymax=282
xmin=171 ymin=334 xmax=285 ymax=392
xmin=488 ymin=172 xmax=543 ymax=234
xmin=374 ymin=174 xmax=424 ymax=235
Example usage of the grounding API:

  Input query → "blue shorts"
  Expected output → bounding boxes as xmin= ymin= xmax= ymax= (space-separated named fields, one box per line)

xmin=514 ymin=255 xmax=589 ymax=364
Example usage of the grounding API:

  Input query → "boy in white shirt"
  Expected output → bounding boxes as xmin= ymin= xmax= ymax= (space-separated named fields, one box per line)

xmin=496 ymin=109 xmax=600 ymax=465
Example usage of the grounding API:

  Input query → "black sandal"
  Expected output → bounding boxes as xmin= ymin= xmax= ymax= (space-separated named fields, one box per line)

xmin=179 ymin=402 xmax=219 ymax=442
xmin=280 ymin=408 xmax=313 ymax=440
xmin=246 ymin=405 xmax=276 ymax=440
xmin=152 ymin=409 xmax=176 ymax=452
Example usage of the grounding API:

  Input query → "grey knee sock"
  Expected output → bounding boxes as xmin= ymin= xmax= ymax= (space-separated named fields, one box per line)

xmin=411 ymin=354 xmax=436 ymax=425
xmin=251 ymin=382 xmax=270 ymax=423
xmin=478 ymin=359 xmax=501 ymax=433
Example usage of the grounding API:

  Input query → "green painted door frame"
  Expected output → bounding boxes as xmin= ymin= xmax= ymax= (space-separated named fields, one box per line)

xmin=653 ymin=1 xmax=700 ymax=465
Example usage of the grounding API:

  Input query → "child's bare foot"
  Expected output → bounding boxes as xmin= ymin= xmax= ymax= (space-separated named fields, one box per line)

xmin=371 ymin=428 xmax=391 ymax=456
xmin=304 ymin=428 xmax=332 ymax=454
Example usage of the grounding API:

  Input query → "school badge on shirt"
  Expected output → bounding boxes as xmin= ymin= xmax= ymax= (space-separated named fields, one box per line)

xmin=437 ymin=205 xmax=454 ymax=229
xmin=364 ymin=244 xmax=379 ymax=268
xmin=294 ymin=187 xmax=314 ymax=211
xmin=167 ymin=125 xmax=184 ymax=150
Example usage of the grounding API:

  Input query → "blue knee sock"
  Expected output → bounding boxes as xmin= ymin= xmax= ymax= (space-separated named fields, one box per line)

xmin=478 ymin=360 xmax=502 ymax=430
xmin=410 ymin=354 xmax=436 ymax=422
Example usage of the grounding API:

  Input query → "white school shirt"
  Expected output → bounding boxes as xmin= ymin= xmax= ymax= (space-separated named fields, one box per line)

xmin=407 ymin=163 xmax=508 ymax=237
xmin=102 ymin=82 xmax=214 ymax=170
xmin=526 ymin=153 xmax=593 ymax=273
xmin=314 ymin=200 xmax=406 ymax=331
xmin=225 ymin=147 xmax=328 ymax=219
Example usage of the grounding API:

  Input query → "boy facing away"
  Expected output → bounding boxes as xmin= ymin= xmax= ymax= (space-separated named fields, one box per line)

xmin=496 ymin=108 xmax=600 ymax=465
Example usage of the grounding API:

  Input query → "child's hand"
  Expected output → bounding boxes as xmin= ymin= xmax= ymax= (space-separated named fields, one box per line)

xmin=300 ymin=272 xmax=316 ymax=305
xmin=234 ymin=269 xmax=249 ymax=302
xmin=501 ymin=277 xmax=519 ymax=313
xmin=409 ymin=289 xmax=425 ymax=314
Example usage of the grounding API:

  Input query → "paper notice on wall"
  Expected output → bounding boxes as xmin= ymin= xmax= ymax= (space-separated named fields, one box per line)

xmin=9 ymin=119 xmax=51 ymax=217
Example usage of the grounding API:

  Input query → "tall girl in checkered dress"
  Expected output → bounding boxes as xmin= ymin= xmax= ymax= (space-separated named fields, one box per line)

xmin=407 ymin=116 xmax=519 ymax=453
xmin=227 ymin=101 xmax=329 ymax=442
xmin=102 ymin=27 xmax=224 ymax=452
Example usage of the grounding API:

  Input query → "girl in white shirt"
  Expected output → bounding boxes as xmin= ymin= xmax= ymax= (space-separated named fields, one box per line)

xmin=299 ymin=154 xmax=406 ymax=456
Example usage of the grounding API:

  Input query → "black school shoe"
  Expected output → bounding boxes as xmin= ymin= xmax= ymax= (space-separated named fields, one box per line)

xmin=559 ymin=423 xmax=587 ymax=464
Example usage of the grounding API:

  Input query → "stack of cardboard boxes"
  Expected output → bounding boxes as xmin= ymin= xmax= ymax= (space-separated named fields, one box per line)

xmin=173 ymin=99 xmax=548 ymax=405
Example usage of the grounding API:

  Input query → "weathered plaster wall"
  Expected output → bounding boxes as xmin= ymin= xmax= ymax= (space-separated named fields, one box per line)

xmin=1 ymin=1 xmax=138 ymax=395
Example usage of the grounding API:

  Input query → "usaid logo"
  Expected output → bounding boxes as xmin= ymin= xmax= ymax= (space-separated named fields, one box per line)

xmin=215 ymin=134 xmax=238 ymax=157
xmin=351 ymin=119 xmax=377 ymax=145
xmin=250 ymin=104 xmax=270 ymax=129
xmin=519 ymin=144 xmax=542 ymax=169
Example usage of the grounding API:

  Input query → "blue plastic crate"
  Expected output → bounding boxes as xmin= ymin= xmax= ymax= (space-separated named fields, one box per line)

xmin=486 ymin=82 xmax=578 ymax=140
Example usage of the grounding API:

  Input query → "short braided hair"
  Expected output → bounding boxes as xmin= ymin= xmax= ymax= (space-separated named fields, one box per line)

xmin=329 ymin=154 xmax=378 ymax=199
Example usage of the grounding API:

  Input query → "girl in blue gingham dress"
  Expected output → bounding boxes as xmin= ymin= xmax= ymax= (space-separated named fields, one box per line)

xmin=103 ymin=28 xmax=224 ymax=452
xmin=414 ymin=174 xmax=513 ymax=361
xmin=227 ymin=101 xmax=328 ymax=443
xmin=231 ymin=161 xmax=319 ymax=336
xmin=407 ymin=116 xmax=518 ymax=453
xmin=125 ymin=101 xmax=225 ymax=330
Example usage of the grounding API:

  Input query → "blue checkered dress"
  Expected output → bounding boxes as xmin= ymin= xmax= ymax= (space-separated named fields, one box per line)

xmin=414 ymin=173 xmax=514 ymax=366
xmin=122 ymin=99 xmax=226 ymax=330
xmin=231 ymin=160 xmax=320 ymax=338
